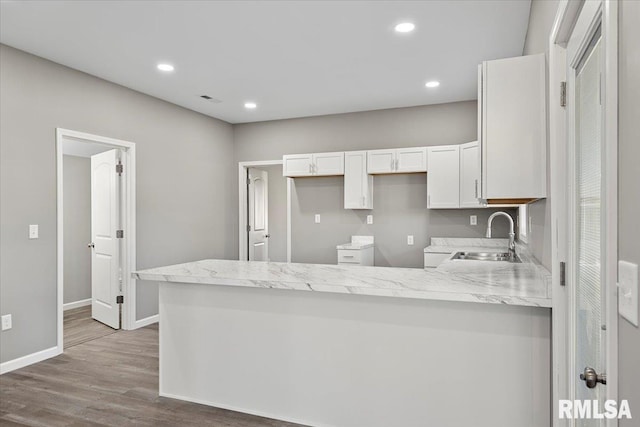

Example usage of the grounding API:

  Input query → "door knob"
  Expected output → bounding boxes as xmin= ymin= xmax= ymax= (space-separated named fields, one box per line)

xmin=265 ymin=234 xmax=271 ymax=238
xmin=580 ymin=367 xmax=606 ymax=388
xmin=87 ymin=242 xmax=95 ymax=249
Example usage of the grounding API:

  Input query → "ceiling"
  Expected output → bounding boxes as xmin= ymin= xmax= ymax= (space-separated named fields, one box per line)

xmin=0 ymin=1 xmax=531 ymax=124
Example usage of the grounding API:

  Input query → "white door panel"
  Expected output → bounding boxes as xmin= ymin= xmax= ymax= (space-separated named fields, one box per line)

xmin=283 ymin=154 xmax=313 ymax=177
xmin=427 ymin=145 xmax=460 ymax=209
xmin=313 ymin=152 xmax=344 ymax=176
xmin=90 ymin=149 xmax=120 ymax=329
xmin=248 ymin=168 xmax=269 ymax=261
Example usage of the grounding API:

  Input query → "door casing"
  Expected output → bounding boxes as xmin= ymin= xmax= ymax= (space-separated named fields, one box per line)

xmin=56 ymin=128 xmax=138 ymax=351
xmin=238 ymin=160 xmax=291 ymax=262
xmin=549 ymin=1 xmax=619 ymax=425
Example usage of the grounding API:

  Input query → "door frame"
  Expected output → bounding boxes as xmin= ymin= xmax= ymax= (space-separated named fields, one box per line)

xmin=56 ymin=128 xmax=138 ymax=351
xmin=549 ymin=1 xmax=618 ymax=425
xmin=238 ymin=160 xmax=291 ymax=262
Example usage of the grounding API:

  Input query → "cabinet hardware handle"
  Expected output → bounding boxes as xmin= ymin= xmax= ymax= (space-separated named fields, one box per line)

xmin=390 ymin=159 xmax=394 ymax=171
xmin=309 ymin=164 xmax=312 ymax=173
xmin=475 ymin=179 xmax=478 ymax=198
xmin=342 ymin=255 xmax=355 ymax=258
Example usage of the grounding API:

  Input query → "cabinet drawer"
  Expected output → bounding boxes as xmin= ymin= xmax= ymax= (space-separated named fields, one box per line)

xmin=338 ymin=250 xmax=362 ymax=264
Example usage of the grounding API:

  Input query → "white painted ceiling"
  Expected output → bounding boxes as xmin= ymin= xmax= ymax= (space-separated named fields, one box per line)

xmin=0 ymin=1 xmax=531 ymax=124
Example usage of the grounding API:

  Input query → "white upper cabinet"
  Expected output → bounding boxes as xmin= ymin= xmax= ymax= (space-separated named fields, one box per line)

xmin=283 ymin=152 xmax=344 ymax=177
xmin=313 ymin=152 xmax=345 ymax=176
xmin=396 ymin=147 xmax=428 ymax=173
xmin=344 ymin=151 xmax=373 ymax=209
xmin=427 ymin=145 xmax=460 ymax=209
xmin=366 ymin=147 xmax=427 ymax=174
xmin=366 ymin=149 xmax=396 ymax=174
xmin=459 ymin=141 xmax=482 ymax=208
xmin=479 ymin=54 xmax=546 ymax=202
xmin=283 ymin=153 xmax=314 ymax=177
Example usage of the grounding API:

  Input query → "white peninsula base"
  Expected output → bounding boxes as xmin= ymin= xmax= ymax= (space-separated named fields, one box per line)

xmin=159 ymin=282 xmax=550 ymax=427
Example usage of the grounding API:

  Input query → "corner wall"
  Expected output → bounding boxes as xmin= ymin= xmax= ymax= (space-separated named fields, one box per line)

xmin=0 ymin=44 xmax=236 ymax=364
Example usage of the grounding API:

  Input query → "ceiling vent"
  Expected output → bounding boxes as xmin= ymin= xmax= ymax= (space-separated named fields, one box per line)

xmin=200 ymin=95 xmax=222 ymax=103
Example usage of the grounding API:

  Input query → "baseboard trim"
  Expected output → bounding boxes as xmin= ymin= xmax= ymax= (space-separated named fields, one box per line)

xmin=134 ymin=314 xmax=159 ymax=329
xmin=159 ymin=391 xmax=317 ymax=427
xmin=63 ymin=298 xmax=91 ymax=311
xmin=0 ymin=346 xmax=61 ymax=375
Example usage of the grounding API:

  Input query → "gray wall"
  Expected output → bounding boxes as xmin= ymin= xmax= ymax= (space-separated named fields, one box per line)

xmin=234 ymin=101 xmax=517 ymax=268
xmin=62 ymin=155 xmax=91 ymax=304
xmin=0 ymin=44 xmax=236 ymax=363
xmin=521 ymin=0 xmax=559 ymax=270
xmin=292 ymin=175 xmax=515 ymax=267
xmin=618 ymin=1 xmax=640 ymax=423
xmin=263 ymin=165 xmax=287 ymax=263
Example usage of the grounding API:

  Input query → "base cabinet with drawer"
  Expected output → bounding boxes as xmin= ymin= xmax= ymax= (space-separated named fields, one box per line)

xmin=338 ymin=247 xmax=374 ymax=266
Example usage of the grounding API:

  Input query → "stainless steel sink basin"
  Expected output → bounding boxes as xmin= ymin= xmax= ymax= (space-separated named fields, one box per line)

xmin=451 ymin=251 xmax=521 ymax=263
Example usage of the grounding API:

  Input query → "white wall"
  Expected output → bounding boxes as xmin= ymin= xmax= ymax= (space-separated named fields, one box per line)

xmin=0 ymin=44 xmax=236 ymax=364
xmin=618 ymin=1 xmax=640 ymax=423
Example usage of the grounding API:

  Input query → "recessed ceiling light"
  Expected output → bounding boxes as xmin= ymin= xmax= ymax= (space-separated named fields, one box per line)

xmin=394 ymin=22 xmax=415 ymax=33
xmin=244 ymin=102 xmax=257 ymax=109
xmin=157 ymin=63 xmax=174 ymax=72
xmin=425 ymin=81 xmax=440 ymax=88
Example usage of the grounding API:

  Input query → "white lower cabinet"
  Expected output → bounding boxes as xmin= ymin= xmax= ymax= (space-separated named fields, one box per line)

xmin=427 ymin=145 xmax=460 ymax=209
xmin=338 ymin=248 xmax=374 ymax=266
xmin=344 ymin=151 xmax=373 ymax=209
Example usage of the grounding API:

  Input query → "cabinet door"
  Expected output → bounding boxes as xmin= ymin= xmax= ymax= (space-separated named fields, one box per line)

xmin=459 ymin=141 xmax=483 ymax=208
xmin=427 ymin=145 xmax=460 ymax=209
xmin=344 ymin=151 xmax=373 ymax=209
xmin=283 ymin=154 xmax=313 ymax=177
xmin=367 ymin=149 xmax=396 ymax=174
xmin=313 ymin=152 xmax=344 ymax=176
xmin=482 ymin=54 xmax=546 ymax=200
xmin=396 ymin=147 xmax=427 ymax=173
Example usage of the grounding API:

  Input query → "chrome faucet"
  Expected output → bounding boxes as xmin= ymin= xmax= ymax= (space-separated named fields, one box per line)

xmin=486 ymin=211 xmax=516 ymax=261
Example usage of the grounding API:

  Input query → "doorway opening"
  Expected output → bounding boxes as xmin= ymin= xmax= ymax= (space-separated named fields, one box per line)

xmin=238 ymin=160 xmax=291 ymax=262
xmin=56 ymin=128 xmax=137 ymax=352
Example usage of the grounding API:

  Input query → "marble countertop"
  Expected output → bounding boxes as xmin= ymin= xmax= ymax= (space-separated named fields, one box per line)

xmin=134 ymin=238 xmax=551 ymax=308
xmin=337 ymin=243 xmax=374 ymax=250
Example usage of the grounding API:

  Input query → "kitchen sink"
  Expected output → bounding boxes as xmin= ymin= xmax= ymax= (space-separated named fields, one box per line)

xmin=451 ymin=251 xmax=521 ymax=263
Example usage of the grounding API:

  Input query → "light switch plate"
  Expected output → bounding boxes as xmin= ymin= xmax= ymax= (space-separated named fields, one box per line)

xmin=314 ymin=214 xmax=321 ymax=224
xmin=407 ymin=235 xmax=414 ymax=246
xmin=29 ymin=224 xmax=38 ymax=239
xmin=618 ymin=260 xmax=638 ymax=327
xmin=367 ymin=215 xmax=373 ymax=225
xmin=470 ymin=215 xmax=477 ymax=226
xmin=1 ymin=314 xmax=12 ymax=331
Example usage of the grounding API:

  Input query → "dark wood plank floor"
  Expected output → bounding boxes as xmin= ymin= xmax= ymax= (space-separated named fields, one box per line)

xmin=63 ymin=306 xmax=118 ymax=348
xmin=0 ymin=323 xmax=304 ymax=426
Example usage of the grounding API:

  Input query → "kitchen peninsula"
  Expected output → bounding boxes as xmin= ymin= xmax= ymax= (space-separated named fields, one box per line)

xmin=134 ymin=254 xmax=551 ymax=427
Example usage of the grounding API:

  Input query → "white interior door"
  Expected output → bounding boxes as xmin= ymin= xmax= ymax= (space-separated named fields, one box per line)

xmin=90 ymin=149 xmax=121 ymax=329
xmin=248 ymin=168 xmax=269 ymax=261
xmin=567 ymin=2 xmax=609 ymax=421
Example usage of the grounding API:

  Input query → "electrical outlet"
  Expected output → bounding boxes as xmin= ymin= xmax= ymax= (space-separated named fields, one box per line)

xmin=470 ymin=215 xmax=477 ymax=226
xmin=314 ymin=214 xmax=321 ymax=224
xmin=618 ymin=261 xmax=638 ymax=326
xmin=407 ymin=235 xmax=414 ymax=245
xmin=367 ymin=215 xmax=373 ymax=225
xmin=1 ymin=314 xmax=12 ymax=331
xmin=29 ymin=224 xmax=38 ymax=239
